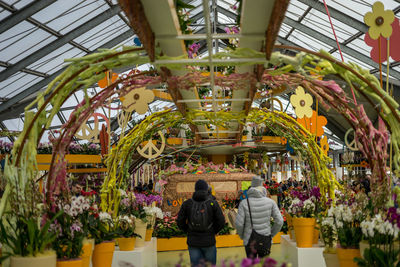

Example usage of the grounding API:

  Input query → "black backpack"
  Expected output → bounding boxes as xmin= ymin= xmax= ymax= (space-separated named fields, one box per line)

xmin=188 ymin=199 xmax=213 ymax=232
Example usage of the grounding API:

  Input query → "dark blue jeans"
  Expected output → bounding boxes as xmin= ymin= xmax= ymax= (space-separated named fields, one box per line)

xmin=188 ymin=245 xmax=217 ymax=266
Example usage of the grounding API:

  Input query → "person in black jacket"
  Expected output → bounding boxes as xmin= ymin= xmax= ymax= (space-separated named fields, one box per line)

xmin=177 ymin=179 xmax=225 ymax=266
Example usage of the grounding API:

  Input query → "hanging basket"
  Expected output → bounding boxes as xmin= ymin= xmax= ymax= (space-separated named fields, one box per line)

xmin=336 ymin=247 xmax=361 ymax=267
xmin=117 ymin=237 xmax=136 ymax=251
xmin=92 ymin=241 xmax=115 ymax=267
xmin=293 ymin=217 xmax=315 ymax=248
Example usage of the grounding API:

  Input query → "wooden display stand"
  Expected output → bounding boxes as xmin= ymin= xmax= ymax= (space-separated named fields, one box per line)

xmin=281 ymin=235 xmax=325 ymax=267
xmin=110 ymin=238 xmax=157 ymax=267
xmin=157 ymin=234 xmax=243 ymax=252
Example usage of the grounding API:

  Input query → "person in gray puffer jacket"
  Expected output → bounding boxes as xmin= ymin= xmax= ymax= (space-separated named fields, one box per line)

xmin=235 ymin=176 xmax=283 ymax=258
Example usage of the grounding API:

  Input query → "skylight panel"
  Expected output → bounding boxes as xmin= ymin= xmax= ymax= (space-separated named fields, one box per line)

xmin=0 ymin=72 xmax=42 ymax=98
xmin=4 ymin=0 xmax=35 ymax=9
xmin=288 ymin=29 xmax=333 ymax=51
xmin=0 ymin=9 xmax=11 ymax=20
xmin=3 ymin=118 xmax=24 ymax=131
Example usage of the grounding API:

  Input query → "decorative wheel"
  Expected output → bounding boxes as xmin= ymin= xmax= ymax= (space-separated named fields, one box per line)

xmin=74 ymin=113 xmax=109 ymax=143
xmin=137 ymin=131 xmax=166 ymax=159
xmin=345 ymin=128 xmax=359 ymax=151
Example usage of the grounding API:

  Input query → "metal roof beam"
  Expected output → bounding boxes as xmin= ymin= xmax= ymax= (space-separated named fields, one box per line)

xmin=0 ymin=61 xmax=48 ymax=78
xmin=0 ymin=5 xmax=122 ymax=83
xmin=0 ymin=0 xmax=57 ymax=35
xmin=0 ymin=29 xmax=134 ymax=120
xmin=283 ymin=17 xmax=400 ymax=80
xmin=297 ymin=0 xmax=367 ymax=32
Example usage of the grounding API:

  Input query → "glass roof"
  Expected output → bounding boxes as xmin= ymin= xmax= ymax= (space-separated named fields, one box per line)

xmin=0 ymin=0 xmax=398 ymax=151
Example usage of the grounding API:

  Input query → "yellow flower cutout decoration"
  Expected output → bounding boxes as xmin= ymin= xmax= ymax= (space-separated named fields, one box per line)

xmin=120 ymin=87 xmax=154 ymax=115
xmin=364 ymin=1 xmax=394 ymax=40
xmin=320 ymin=136 xmax=329 ymax=156
xmin=290 ymin=86 xmax=313 ymax=119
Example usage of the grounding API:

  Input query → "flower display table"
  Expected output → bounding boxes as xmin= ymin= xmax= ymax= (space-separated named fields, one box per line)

xmin=281 ymin=235 xmax=325 ymax=267
xmin=107 ymin=238 xmax=157 ymax=267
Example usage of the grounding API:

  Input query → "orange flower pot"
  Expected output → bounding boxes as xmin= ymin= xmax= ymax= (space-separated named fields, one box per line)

xmin=92 ymin=241 xmax=115 ymax=267
xmin=56 ymin=258 xmax=82 ymax=267
xmin=293 ymin=217 xmax=315 ymax=248
xmin=272 ymin=232 xmax=283 ymax=244
xmin=336 ymin=247 xmax=360 ymax=267
xmin=81 ymin=242 xmax=93 ymax=267
xmin=117 ymin=237 xmax=136 ymax=251
xmin=313 ymin=226 xmax=320 ymax=244
xmin=145 ymin=229 xmax=153 ymax=241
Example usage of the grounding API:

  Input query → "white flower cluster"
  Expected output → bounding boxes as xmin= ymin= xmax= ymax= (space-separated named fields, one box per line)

xmin=327 ymin=204 xmax=353 ymax=228
xmin=303 ymin=199 xmax=315 ymax=212
xmin=321 ymin=217 xmax=336 ymax=230
xmin=143 ymin=206 xmax=163 ymax=219
xmin=361 ymin=214 xmax=400 ymax=238
xmin=63 ymin=196 xmax=90 ymax=217
xmin=99 ymin=212 xmax=112 ymax=222
xmin=118 ymin=189 xmax=128 ymax=198
xmin=118 ymin=215 xmax=135 ymax=225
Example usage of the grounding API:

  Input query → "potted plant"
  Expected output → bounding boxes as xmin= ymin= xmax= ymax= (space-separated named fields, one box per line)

xmin=49 ymin=204 xmax=85 ymax=267
xmin=115 ymin=215 xmax=139 ymax=251
xmin=90 ymin=211 xmax=117 ymax=267
xmin=0 ymin=211 xmax=62 ymax=267
xmin=242 ymin=129 xmax=249 ymax=141
xmin=143 ymin=206 xmax=163 ymax=241
xmin=328 ymin=204 xmax=362 ymax=267
xmin=320 ymin=217 xmax=339 ymax=267
xmin=77 ymin=191 xmax=98 ymax=267
xmin=288 ymin=198 xmax=316 ymax=247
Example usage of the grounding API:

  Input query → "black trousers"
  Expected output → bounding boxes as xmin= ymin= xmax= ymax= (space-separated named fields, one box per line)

xmin=245 ymin=235 xmax=272 ymax=258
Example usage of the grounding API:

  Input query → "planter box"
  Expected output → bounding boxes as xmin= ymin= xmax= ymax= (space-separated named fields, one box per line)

xmin=167 ymin=138 xmax=183 ymax=145
xmin=157 ymin=235 xmax=243 ymax=252
xmin=261 ymin=136 xmax=287 ymax=145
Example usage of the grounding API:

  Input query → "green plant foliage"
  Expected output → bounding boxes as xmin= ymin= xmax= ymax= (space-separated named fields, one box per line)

xmin=354 ymin=247 xmax=400 ymax=267
xmin=0 ymin=211 xmax=62 ymax=261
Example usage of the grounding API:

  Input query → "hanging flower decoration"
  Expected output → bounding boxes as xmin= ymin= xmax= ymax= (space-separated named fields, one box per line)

xmin=297 ymin=110 xmax=327 ymax=137
xmin=188 ymin=43 xmax=200 ymax=58
xmin=290 ymin=86 xmax=313 ymax=119
xmin=364 ymin=1 xmax=395 ymax=40
xmin=98 ymin=71 xmax=118 ymax=88
xmin=320 ymin=136 xmax=329 ymax=156
xmin=364 ymin=18 xmax=400 ymax=63
xmin=120 ymin=87 xmax=155 ymax=115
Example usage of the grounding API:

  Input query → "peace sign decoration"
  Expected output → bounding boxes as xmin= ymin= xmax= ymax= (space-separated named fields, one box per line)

xmin=345 ymin=128 xmax=359 ymax=151
xmin=74 ymin=113 xmax=109 ymax=143
xmin=137 ymin=131 xmax=166 ymax=159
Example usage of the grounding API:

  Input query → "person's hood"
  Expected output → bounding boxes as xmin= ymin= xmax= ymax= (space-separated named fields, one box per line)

xmin=192 ymin=190 xmax=209 ymax=201
xmin=247 ymin=187 xmax=266 ymax=198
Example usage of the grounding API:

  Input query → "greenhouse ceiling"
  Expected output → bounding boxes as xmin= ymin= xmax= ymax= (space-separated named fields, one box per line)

xmin=0 ymin=0 xmax=399 ymax=148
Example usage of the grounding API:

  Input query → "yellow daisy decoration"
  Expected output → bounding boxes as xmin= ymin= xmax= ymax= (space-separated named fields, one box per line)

xmin=290 ymin=86 xmax=313 ymax=119
xmin=320 ymin=136 xmax=329 ymax=156
xmin=364 ymin=1 xmax=395 ymax=40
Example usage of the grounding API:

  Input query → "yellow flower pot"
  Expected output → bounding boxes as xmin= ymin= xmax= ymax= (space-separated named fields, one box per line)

xmin=336 ymin=247 xmax=361 ymax=267
xmin=242 ymin=136 xmax=247 ymax=141
xmin=145 ymin=229 xmax=153 ymax=241
xmin=81 ymin=241 xmax=93 ymax=267
xmin=272 ymin=232 xmax=283 ymax=244
xmin=10 ymin=251 xmax=56 ymax=267
xmin=293 ymin=217 xmax=315 ymax=248
xmin=157 ymin=237 xmax=188 ymax=252
xmin=167 ymin=138 xmax=183 ymax=145
xmin=117 ymin=237 xmax=136 ymax=251
xmin=92 ymin=241 xmax=115 ymax=267
xmin=313 ymin=226 xmax=319 ymax=244
xmin=134 ymin=219 xmax=147 ymax=247
xmin=56 ymin=258 xmax=82 ymax=267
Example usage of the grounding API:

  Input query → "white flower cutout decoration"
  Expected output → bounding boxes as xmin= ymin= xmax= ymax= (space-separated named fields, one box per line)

xmin=120 ymin=87 xmax=154 ymax=115
xmin=290 ymin=86 xmax=313 ymax=119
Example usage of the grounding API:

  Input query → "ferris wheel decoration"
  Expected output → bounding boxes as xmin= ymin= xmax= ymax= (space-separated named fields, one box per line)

xmin=74 ymin=113 xmax=109 ymax=143
xmin=137 ymin=131 xmax=166 ymax=159
xmin=344 ymin=128 xmax=359 ymax=151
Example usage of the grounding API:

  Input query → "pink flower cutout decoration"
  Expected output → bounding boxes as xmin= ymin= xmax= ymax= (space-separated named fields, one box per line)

xmin=364 ymin=17 xmax=400 ymax=63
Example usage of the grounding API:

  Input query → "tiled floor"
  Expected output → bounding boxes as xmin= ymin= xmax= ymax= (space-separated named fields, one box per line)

xmin=157 ymin=244 xmax=285 ymax=266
